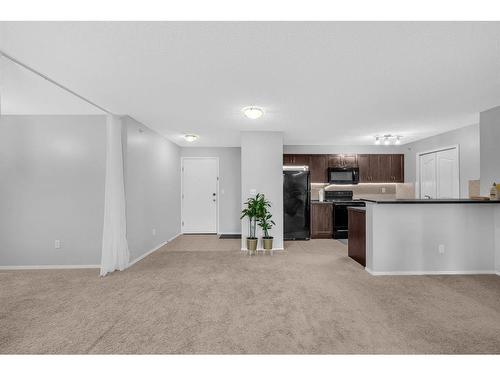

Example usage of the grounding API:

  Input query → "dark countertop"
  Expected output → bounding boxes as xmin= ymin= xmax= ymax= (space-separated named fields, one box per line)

xmin=360 ymin=198 xmax=500 ymax=204
xmin=311 ymin=200 xmax=333 ymax=204
xmin=347 ymin=206 xmax=366 ymax=212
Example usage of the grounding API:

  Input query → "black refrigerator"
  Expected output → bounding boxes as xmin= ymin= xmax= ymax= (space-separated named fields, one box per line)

xmin=283 ymin=167 xmax=310 ymax=240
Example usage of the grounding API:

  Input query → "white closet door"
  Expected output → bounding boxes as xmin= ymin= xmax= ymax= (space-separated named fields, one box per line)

xmin=436 ymin=148 xmax=459 ymax=198
xmin=420 ymin=153 xmax=437 ymax=199
xmin=182 ymin=158 xmax=218 ymax=233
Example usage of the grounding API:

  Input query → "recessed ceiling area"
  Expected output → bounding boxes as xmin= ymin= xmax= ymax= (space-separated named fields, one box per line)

xmin=1 ymin=21 xmax=499 ymax=146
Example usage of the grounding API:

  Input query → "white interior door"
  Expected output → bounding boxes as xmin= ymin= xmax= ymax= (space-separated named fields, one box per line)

xmin=182 ymin=158 xmax=218 ymax=233
xmin=436 ymin=148 xmax=459 ymax=198
xmin=420 ymin=153 xmax=437 ymax=199
xmin=419 ymin=147 xmax=459 ymax=199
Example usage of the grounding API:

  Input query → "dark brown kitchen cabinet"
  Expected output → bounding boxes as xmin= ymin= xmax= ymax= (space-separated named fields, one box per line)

xmin=377 ymin=154 xmax=392 ymax=182
xmin=283 ymin=154 xmax=310 ymax=166
xmin=358 ymin=154 xmax=404 ymax=183
xmin=348 ymin=207 xmax=366 ymax=266
xmin=310 ymin=202 xmax=333 ymax=239
xmin=309 ymin=155 xmax=328 ymax=183
xmin=390 ymin=154 xmax=404 ymax=182
xmin=283 ymin=154 xmax=294 ymax=165
xmin=285 ymin=153 xmax=404 ymax=183
xmin=358 ymin=154 xmax=381 ymax=182
xmin=328 ymin=154 xmax=358 ymax=168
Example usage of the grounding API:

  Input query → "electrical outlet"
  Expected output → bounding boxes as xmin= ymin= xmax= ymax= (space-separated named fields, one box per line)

xmin=381 ymin=187 xmax=386 ymax=193
xmin=55 ymin=240 xmax=61 ymax=249
xmin=438 ymin=244 xmax=445 ymax=254
xmin=152 ymin=228 xmax=156 ymax=236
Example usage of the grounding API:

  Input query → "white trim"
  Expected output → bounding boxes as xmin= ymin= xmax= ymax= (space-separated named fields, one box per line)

xmin=365 ymin=267 xmax=496 ymax=276
xmin=128 ymin=232 xmax=182 ymax=267
xmin=415 ymin=144 xmax=460 ymax=199
xmin=0 ymin=233 xmax=183 ymax=271
xmin=128 ymin=241 xmax=167 ymax=267
xmin=240 ymin=248 xmax=285 ymax=251
xmin=0 ymin=264 xmax=100 ymax=270
xmin=181 ymin=157 xmax=220 ymax=234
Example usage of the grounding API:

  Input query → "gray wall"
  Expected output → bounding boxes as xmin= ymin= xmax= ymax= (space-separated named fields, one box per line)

xmin=402 ymin=124 xmax=480 ymax=198
xmin=180 ymin=147 xmax=241 ymax=234
xmin=0 ymin=115 xmax=106 ymax=266
xmin=480 ymin=105 xmax=500 ymax=196
xmin=241 ymin=131 xmax=284 ymax=249
xmin=123 ymin=117 xmax=181 ymax=261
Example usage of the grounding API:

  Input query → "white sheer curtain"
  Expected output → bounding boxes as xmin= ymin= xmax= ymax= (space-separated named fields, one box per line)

xmin=100 ymin=115 xmax=129 ymax=276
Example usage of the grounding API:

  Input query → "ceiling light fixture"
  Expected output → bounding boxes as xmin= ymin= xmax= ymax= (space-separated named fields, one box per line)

xmin=242 ymin=106 xmax=264 ymax=119
xmin=184 ymin=134 xmax=198 ymax=143
xmin=374 ymin=134 xmax=403 ymax=146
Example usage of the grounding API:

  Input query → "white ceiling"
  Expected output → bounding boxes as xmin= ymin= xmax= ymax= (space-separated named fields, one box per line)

xmin=1 ymin=57 xmax=103 ymax=114
xmin=1 ymin=22 xmax=499 ymax=146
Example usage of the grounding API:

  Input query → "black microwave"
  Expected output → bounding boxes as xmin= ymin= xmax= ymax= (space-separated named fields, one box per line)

xmin=328 ymin=167 xmax=359 ymax=185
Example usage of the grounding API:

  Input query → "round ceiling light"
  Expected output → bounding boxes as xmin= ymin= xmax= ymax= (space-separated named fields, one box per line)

xmin=184 ymin=134 xmax=198 ymax=142
xmin=242 ymin=106 xmax=264 ymax=119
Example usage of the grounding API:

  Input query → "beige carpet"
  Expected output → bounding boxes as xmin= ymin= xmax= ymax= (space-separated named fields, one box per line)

xmin=1 ymin=235 xmax=500 ymax=354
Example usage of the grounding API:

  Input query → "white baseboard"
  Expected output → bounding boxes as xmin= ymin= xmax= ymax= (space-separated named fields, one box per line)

xmin=0 ymin=233 xmax=183 ymax=271
xmin=167 ymin=232 xmax=182 ymax=242
xmin=240 ymin=248 xmax=285 ymax=251
xmin=365 ymin=267 xmax=497 ymax=276
xmin=128 ymin=232 xmax=181 ymax=267
xmin=0 ymin=264 xmax=100 ymax=270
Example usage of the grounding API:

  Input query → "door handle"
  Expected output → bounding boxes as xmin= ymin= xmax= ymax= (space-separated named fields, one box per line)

xmin=212 ymin=193 xmax=216 ymax=196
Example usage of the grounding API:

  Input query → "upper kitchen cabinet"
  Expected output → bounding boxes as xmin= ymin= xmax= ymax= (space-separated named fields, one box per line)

xmin=309 ymin=155 xmax=328 ymax=183
xmin=328 ymin=154 xmax=358 ymax=168
xmin=390 ymin=154 xmax=404 ymax=182
xmin=283 ymin=154 xmax=310 ymax=166
xmin=358 ymin=154 xmax=381 ymax=182
xmin=358 ymin=154 xmax=404 ymax=183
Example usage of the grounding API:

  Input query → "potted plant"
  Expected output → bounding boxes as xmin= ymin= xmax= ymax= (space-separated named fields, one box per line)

xmin=241 ymin=193 xmax=262 ymax=255
xmin=257 ymin=194 xmax=275 ymax=251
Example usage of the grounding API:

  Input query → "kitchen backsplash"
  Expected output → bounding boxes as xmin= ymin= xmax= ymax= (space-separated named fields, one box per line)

xmin=311 ymin=183 xmax=415 ymax=200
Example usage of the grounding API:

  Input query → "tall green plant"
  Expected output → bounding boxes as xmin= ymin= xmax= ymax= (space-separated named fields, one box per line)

xmin=257 ymin=194 xmax=275 ymax=238
xmin=241 ymin=193 xmax=263 ymax=238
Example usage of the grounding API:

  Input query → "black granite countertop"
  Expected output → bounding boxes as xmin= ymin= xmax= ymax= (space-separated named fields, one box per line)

xmin=347 ymin=206 xmax=366 ymax=211
xmin=360 ymin=198 xmax=500 ymax=204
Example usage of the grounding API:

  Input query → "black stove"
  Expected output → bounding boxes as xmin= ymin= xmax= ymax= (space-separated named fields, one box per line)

xmin=324 ymin=190 xmax=365 ymax=239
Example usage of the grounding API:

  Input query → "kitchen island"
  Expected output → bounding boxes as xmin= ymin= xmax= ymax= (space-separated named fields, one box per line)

xmin=359 ymin=199 xmax=500 ymax=275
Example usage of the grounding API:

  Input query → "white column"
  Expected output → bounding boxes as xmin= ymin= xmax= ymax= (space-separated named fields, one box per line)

xmin=100 ymin=115 xmax=130 ymax=276
xmin=240 ymin=131 xmax=284 ymax=250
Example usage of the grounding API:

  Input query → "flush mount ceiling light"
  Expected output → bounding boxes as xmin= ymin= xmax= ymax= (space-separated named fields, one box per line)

xmin=374 ymin=134 xmax=403 ymax=146
xmin=184 ymin=134 xmax=198 ymax=143
xmin=242 ymin=106 xmax=264 ymax=119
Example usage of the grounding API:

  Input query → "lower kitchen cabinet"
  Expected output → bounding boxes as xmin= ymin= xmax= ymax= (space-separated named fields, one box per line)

xmin=310 ymin=202 xmax=333 ymax=239
xmin=347 ymin=207 xmax=366 ymax=266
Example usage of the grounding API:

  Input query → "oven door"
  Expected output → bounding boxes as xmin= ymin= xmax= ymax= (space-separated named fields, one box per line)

xmin=332 ymin=204 xmax=349 ymax=238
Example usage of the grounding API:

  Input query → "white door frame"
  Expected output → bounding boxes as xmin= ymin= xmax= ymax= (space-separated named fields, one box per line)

xmin=181 ymin=157 xmax=220 ymax=234
xmin=415 ymin=144 xmax=460 ymax=198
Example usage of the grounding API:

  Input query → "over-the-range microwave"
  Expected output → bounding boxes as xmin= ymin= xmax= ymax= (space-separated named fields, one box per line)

xmin=328 ymin=167 xmax=360 ymax=185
